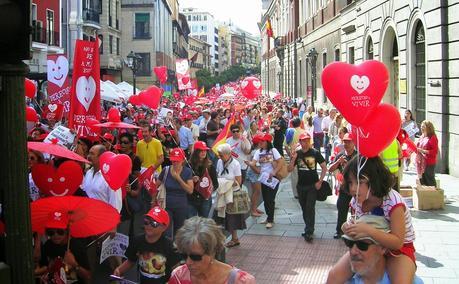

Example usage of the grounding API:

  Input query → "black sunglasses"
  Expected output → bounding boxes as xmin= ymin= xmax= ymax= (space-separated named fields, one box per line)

xmin=46 ymin=229 xmax=66 ymax=237
xmin=180 ymin=253 xmax=204 ymax=261
xmin=143 ymin=219 xmax=162 ymax=228
xmin=343 ymin=238 xmax=374 ymax=251
xmin=232 ymin=130 xmax=240 ymax=133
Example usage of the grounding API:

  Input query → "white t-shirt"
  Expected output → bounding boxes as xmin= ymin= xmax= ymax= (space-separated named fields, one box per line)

xmin=190 ymin=123 xmax=200 ymax=140
xmin=226 ymin=136 xmax=251 ymax=170
xmin=216 ymin=158 xmax=242 ymax=180
xmin=253 ymin=148 xmax=281 ymax=174
xmin=321 ymin=116 xmax=333 ymax=132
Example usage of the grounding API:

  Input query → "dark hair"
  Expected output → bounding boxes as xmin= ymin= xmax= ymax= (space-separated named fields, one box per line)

xmin=230 ymin=124 xmax=240 ymax=131
xmin=190 ymin=149 xmax=211 ymax=176
xmin=119 ymin=132 xmax=133 ymax=144
xmin=78 ymin=137 xmax=93 ymax=150
xmin=210 ymin=111 xmax=218 ymax=119
xmin=342 ymin=156 xmax=394 ymax=198
xmin=291 ymin=117 xmax=301 ymax=128
xmin=405 ymin=109 xmax=415 ymax=121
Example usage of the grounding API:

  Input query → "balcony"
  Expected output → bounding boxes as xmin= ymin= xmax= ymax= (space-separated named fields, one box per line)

xmin=83 ymin=8 xmax=100 ymax=26
xmin=32 ymin=25 xmax=59 ymax=47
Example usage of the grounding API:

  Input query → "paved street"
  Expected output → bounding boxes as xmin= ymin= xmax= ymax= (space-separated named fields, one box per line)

xmin=225 ymin=170 xmax=459 ymax=284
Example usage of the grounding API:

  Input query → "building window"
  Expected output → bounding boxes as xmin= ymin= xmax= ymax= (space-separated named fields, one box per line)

xmin=136 ymin=52 xmax=151 ymax=76
xmin=108 ymin=0 xmax=112 ymax=26
xmin=109 ymin=35 xmax=113 ymax=54
xmin=116 ymin=37 xmax=120 ymax=55
xmin=188 ymin=15 xmax=191 ymax=21
xmin=134 ymin=13 xmax=150 ymax=38
xmin=46 ymin=9 xmax=55 ymax=46
xmin=334 ymin=48 xmax=340 ymax=61
xmin=414 ymin=21 xmax=426 ymax=123
xmin=366 ymin=37 xmax=374 ymax=59
xmin=348 ymin=46 xmax=354 ymax=64
xmin=322 ymin=52 xmax=327 ymax=68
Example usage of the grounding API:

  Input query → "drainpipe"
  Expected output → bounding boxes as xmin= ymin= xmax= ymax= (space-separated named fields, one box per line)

xmin=440 ymin=0 xmax=449 ymax=173
xmin=294 ymin=39 xmax=297 ymax=99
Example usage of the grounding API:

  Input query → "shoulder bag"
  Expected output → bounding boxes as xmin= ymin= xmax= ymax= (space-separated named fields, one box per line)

xmin=226 ymin=184 xmax=251 ymax=215
xmin=156 ymin=166 xmax=169 ymax=209
xmin=194 ymin=168 xmax=213 ymax=200
xmin=273 ymin=156 xmax=288 ymax=180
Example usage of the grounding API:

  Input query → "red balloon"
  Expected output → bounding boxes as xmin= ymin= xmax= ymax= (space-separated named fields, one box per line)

xmin=86 ymin=118 xmax=101 ymax=134
xmin=99 ymin=152 xmax=132 ymax=190
xmin=31 ymin=161 xmax=83 ymax=197
xmin=154 ymin=66 xmax=168 ymax=84
xmin=128 ymin=94 xmax=141 ymax=106
xmin=240 ymin=77 xmax=262 ymax=100
xmin=25 ymin=78 xmax=37 ymax=99
xmin=351 ymin=104 xmax=401 ymax=157
xmin=173 ymin=93 xmax=181 ymax=100
xmin=139 ymin=86 xmax=162 ymax=109
xmin=322 ymin=60 xmax=389 ymax=126
xmin=26 ymin=106 xmax=38 ymax=122
xmin=184 ymin=95 xmax=197 ymax=105
xmin=107 ymin=107 xmax=121 ymax=122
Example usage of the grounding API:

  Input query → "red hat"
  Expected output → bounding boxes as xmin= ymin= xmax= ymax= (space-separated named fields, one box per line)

xmin=145 ymin=206 xmax=170 ymax=227
xmin=342 ymin=133 xmax=354 ymax=141
xmin=103 ymin=133 xmax=114 ymax=141
xmin=169 ymin=148 xmax=186 ymax=162
xmin=260 ymin=133 xmax=273 ymax=143
xmin=182 ymin=114 xmax=193 ymax=121
xmin=292 ymin=108 xmax=299 ymax=116
xmin=160 ymin=127 xmax=176 ymax=136
xmin=252 ymin=133 xmax=264 ymax=144
xmin=45 ymin=211 xmax=69 ymax=230
xmin=194 ymin=141 xmax=209 ymax=151
xmin=299 ymin=132 xmax=311 ymax=140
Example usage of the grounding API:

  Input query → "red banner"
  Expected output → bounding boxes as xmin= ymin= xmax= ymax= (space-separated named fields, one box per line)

xmin=68 ymin=40 xmax=101 ymax=137
xmin=176 ymin=59 xmax=192 ymax=90
xmin=47 ymin=54 xmax=71 ymax=117
xmin=42 ymin=103 xmax=64 ymax=121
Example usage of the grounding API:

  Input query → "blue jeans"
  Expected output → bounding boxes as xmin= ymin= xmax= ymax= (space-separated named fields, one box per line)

xmin=188 ymin=198 xmax=212 ymax=218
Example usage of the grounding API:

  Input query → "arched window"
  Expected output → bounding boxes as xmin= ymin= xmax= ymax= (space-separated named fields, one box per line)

xmin=367 ymin=37 xmax=373 ymax=59
xmin=414 ymin=21 xmax=426 ymax=123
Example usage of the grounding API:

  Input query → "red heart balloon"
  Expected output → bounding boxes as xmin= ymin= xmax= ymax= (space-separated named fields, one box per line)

xmin=26 ymin=106 xmax=38 ymax=122
xmin=181 ymin=77 xmax=190 ymax=85
xmin=154 ymin=66 xmax=168 ymax=84
xmin=25 ymin=78 xmax=37 ymax=99
xmin=240 ymin=76 xmax=262 ymax=100
xmin=322 ymin=60 xmax=389 ymax=126
xmin=107 ymin=107 xmax=121 ymax=122
xmin=128 ymin=94 xmax=141 ymax=106
xmin=31 ymin=161 xmax=83 ymax=197
xmin=99 ymin=152 xmax=132 ymax=190
xmin=139 ymin=86 xmax=162 ymax=109
xmin=173 ymin=93 xmax=181 ymax=100
xmin=351 ymin=104 xmax=401 ymax=157
xmin=86 ymin=118 xmax=101 ymax=134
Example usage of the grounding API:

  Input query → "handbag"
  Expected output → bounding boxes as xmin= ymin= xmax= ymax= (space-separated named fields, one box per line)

xmin=194 ymin=168 xmax=213 ymax=200
xmin=316 ymin=180 xmax=332 ymax=201
xmin=156 ymin=166 xmax=169 ymax=209
xmin=273 ymin=156 xmax=288 ymax=180
xmin=226 ymin=184 xmax=251 ymax=215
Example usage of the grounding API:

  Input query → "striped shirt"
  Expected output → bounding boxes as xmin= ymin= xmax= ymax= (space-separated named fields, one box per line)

xmin=351 ymin=189 xmax=415 ymax=243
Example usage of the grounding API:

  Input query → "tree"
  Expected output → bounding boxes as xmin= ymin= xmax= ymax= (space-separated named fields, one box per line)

xmin=195 ymin=65 xmax=259 ymax=90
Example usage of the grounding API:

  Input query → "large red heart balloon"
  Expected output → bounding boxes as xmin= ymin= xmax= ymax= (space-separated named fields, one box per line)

xmin=139 ymin=86 xmax=162 ymax=109
xmin=31 ymin=161 xmax=83 ymax=197
xmin=99 ymin=152 xmax=132 ymax=190
xmin=128 ymin=94 xmax=141 ymax=106
xmin=107 ymin=107 xmax=121 ymax=122
xmin=240 ymin=76 xmax=262 ymax=100
xmin=322 ymin=60 xmax=389 ymax=126
xmin=351 ymin=104 xmax=401 ymax=157
xmin=26 ymin=106 xmax=38 ymax=122
xmin=25 ymin=78 xmax=37 ymax=99
xmin=154 ymin=66 xmax=168 ymax=84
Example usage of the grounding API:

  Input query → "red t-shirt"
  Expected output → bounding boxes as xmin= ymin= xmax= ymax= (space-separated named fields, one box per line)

xmin=417 ymin=134 xmax=438 ymax=165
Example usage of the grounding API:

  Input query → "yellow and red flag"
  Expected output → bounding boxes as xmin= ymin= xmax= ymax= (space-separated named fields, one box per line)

xmin=212 ymin=114 xmax=236 ymax=154
xmin=266 ymin=18 xmax=274 ymax=38
xmin=197 ymin=86 xmax=205 ymax=97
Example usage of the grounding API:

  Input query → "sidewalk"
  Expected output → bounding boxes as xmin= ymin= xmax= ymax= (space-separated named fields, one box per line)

xmin=225 ymin=170 xmax=459 ymax=284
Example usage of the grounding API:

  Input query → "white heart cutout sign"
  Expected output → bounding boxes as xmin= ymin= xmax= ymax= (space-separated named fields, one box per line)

xmin=199 ymin=177 xmax=209 ymax=188
xmin=350 ymin=75 xmax=370 ymax=94
xmin=241 ymin=80 xmax=248 ymax=89
xmin=47 ymin=56 xmax=69 ymax=87
xmin=48 ymin=104 xmax=58 ymax=113
xmin=102 ymin=163 xmax=110 ymax=174
xmin=76 ymin=76 xmax=96 ymax=112
xmin=252 ymin=80 xmax=261 ymax=89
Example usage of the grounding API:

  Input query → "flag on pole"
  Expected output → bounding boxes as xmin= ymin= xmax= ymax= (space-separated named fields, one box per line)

xmin=197 ymin=87 xmax=205 ymax=97
xmin=212 ymin=114 xmax=236 ymax=154
xmin=266 ymin=18 xmax=274 ymax=38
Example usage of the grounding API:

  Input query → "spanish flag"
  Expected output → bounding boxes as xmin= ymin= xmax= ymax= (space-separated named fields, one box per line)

xmin=266 ymin=18 xmax=274 ymax=38
xmin=198 ymin=86 xmax=205 ymax=97
xmin=212 ymin=114 xmax=236 ymax=155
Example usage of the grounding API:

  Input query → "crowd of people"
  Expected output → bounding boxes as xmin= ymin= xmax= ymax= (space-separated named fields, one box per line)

xmin=0 ymin=87 xmax=440 ymax=283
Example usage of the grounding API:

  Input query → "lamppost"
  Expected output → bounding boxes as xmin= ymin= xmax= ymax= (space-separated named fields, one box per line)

xmin=307 ymin=48 xmax=318 ymax=109
xmin=126 ymin=51 xmax=142 ymax=94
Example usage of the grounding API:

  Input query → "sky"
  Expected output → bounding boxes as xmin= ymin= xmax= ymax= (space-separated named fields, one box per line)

xmin=179 ymin=0 xmax=263 ymax=36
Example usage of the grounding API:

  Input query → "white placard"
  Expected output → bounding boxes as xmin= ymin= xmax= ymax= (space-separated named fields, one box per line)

xmin=258 ymin=172 xmax=279 ymax=189
xmin=44 ymin=125 xmax=76 ymax=148
xmin=100 ymin=233 xmax=129 ymax=264
xmin=159 ymin=107 xmax=173 ymax=118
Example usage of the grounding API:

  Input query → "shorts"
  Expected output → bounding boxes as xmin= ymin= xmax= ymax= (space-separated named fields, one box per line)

xmin=387 ymin=242 xmax=416 ymax=264
xmin=246 ymin=168 xmax=260 ymax=183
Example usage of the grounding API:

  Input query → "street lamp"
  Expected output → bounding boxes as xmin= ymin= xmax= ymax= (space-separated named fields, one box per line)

xmin=307 ymin=47 xmax=318 ymax=109
xmin=126 ymin=51 xmax=142 ymax=94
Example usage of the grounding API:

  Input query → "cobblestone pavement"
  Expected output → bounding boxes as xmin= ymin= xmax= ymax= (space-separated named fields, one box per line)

xmin=225 ymin=170 xmax=459 ymax=284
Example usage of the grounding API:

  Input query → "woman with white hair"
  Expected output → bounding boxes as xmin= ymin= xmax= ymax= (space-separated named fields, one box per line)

xmin=169 ymin=216 xmax=255 ymax=283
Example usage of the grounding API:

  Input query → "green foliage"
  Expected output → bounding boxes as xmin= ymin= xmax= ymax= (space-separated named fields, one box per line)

xmin=195 ymin=65 xmax=260 ymax=90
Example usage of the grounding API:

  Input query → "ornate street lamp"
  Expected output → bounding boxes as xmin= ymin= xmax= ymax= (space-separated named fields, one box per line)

xmin=126 ymin=51 xmax=142 ymax=94
xmin=307 ymin=47 xmax=318 ymax=109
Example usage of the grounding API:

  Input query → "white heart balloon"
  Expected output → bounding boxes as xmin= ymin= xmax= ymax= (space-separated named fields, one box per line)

xmin=350 ymin=75 xmax=370 ymax=94
xmin=76 ymin=76 xmax=96 ymax=112
xmin=47 ymin=56 xmax=69 ymax=87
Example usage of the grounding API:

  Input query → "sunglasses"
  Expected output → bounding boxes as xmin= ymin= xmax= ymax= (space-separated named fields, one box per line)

xmin=120 ymin=140 xmax=130 ymax=145
xmin=180 ymin=253 xmax=204 ymax=261
xmin=232 ymin=130 xmax=240 ymax=133
xmin=143 ymin=219 xmax=162 ymax=228
xmin=46 ymin=229 xmax=66 ymax=237
xmin=343 ymin=238 xmax=375 ymax=251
